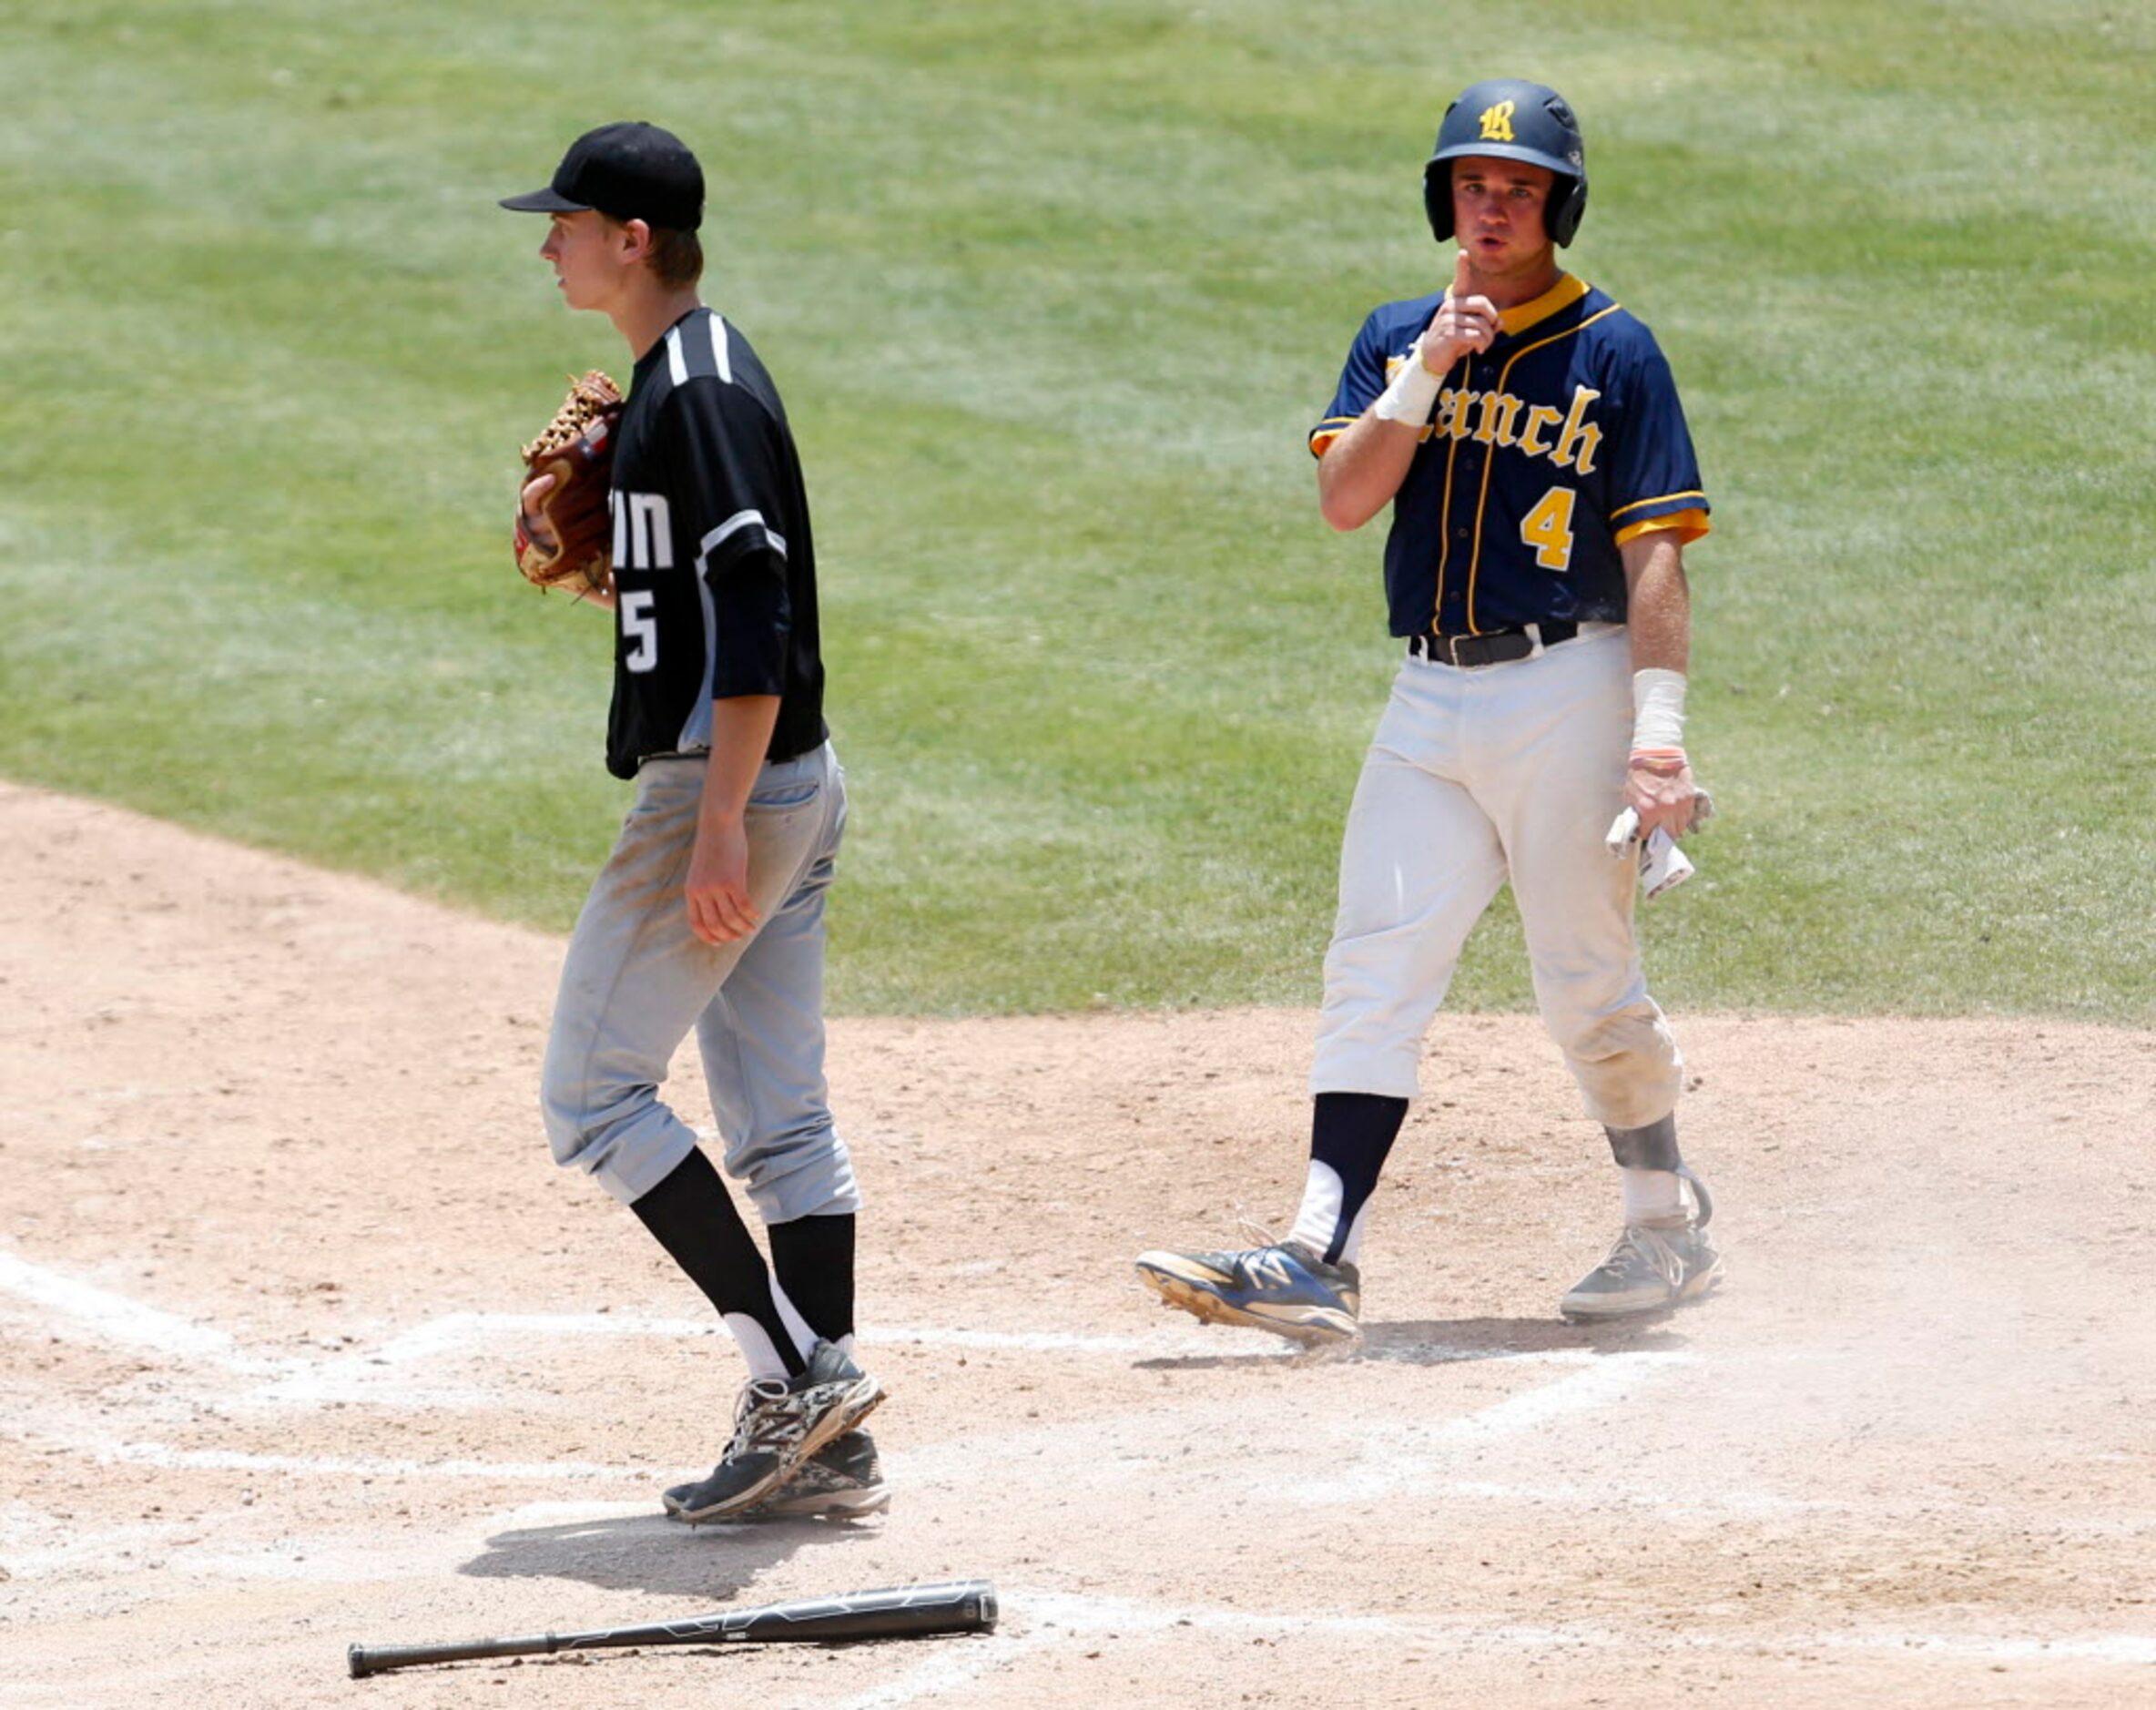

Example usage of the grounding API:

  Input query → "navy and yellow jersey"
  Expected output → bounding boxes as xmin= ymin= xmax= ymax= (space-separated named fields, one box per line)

xmin=604 ymin=307 xmax=828 ymax=780
xmin=1309 ymin=274 xmax=1708 ymax=637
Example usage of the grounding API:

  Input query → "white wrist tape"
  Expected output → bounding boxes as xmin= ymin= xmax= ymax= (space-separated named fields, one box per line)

xmin=1372 ymin=340 xmax=1442 ymax=425
xmin=1632 ymin=667 xmax=1688 ymax=751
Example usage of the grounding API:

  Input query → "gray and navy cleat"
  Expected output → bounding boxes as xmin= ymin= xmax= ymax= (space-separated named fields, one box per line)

xmin=1559 ymin=1165 xmax=1724 ymax=1321
xmin=1134 ymin=1239 xmax=1361 ymax=1346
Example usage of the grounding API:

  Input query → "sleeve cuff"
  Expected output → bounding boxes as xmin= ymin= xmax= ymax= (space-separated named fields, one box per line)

xmin=1614 ymin=507 xmax=1711 ymax=547
xmin=1308 ymin=416 xmax=1358 ymax=460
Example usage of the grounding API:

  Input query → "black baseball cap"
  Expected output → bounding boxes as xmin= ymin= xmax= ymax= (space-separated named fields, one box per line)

xmin=500 ymin=121 xmax=704 ymax=231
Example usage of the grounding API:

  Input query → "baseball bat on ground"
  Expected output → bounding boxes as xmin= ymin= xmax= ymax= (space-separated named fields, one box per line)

xmin=348 ymin=1579 xmax=997 ymax=1678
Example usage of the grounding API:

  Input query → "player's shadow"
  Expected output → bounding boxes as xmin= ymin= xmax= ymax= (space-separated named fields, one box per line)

xmin=1133 ymin=1315 xmax=1689 ymax=1371
xmin=460 ymin=1509 xmax=880 ymax=1598
xmin=1363 ymin=1315 xmax=1692 ymax=1361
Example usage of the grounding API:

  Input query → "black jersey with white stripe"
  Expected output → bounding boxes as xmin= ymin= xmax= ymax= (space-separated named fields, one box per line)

xmin=602 ymin=306 xmax=827 ymax=779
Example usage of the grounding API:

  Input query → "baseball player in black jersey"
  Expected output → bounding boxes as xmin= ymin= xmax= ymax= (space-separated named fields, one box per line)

xmin=1138 ymin=79 xmax=1724 ymax=1341
xmin=503 ymin=124 xmax=885 ymax=1522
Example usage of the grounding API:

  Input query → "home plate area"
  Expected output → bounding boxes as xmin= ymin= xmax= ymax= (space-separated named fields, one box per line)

xmin=2 ymin=787 xmax=2151 ymax=1706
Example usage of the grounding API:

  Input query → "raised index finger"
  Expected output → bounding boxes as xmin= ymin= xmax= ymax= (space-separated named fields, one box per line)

xmin=1450 ymin=249 xmax=1472 ymax=301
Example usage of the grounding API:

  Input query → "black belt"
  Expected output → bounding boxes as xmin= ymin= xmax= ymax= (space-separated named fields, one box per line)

xmin=1409 ymin=622 xmax=1578 ymax=668
xmin=641 ymin=746 xmax=816 ymax=767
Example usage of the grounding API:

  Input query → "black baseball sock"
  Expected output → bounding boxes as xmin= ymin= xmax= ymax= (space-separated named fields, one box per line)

xmin=1602 ymin=1114 xmax=1682 ymax=1170
xmin=630 ymin=1148 xmax=808 ymax=1378
xmin=1604 ymin=1115 xmax=1692 ymax=1223
xmin=1288 ymin=1092 xmax=1410 ymax=1265
xmin=768 ymin=1214 xmax=856 ymax=1347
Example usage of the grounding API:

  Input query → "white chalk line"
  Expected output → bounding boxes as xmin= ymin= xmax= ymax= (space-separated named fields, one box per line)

xmin=0 ymin=1351 xmax=1679 ymax=1583
xmin=238 ymin=1314 xmax=1257 ymax=1407
xmin=0 ymin=1250 xmax=272 ymax=1371
xmin=819 ymin=1633 xmax=1050 ymax=1710
xmin=826 ymin=1589 xmax=2156 ymax=1708
xmin=14 ymin=1253 xmax=2155 ymax=1642
xmin=9 ymin=1266 xmax=2153 ymax=1533
xmin=5 ymin=1496 xmax=2147 ymax=1690
xmin=0 ymin=1496 xmax=686 ymax=1589
xmin=240 ymin=1312 xmax=1596 ymax=1407
xmin=1284 ymin=1352 xmax=1691 ymax=1503
xmin=15 ymin=1349 xmax=1612 ymax=1489
xmin=897 ymin=1587 xmax=2156 ymax=1690
xmin=11 ymin=1260 xmax=2156 ymax=1557
xmin=18 ymin=1408 xmax=2154 ymax=1552
xmin=7 ymin=1510 xmax=2149 ymax=1684
xmin=1036 ymin=1591 xmax=2156 ymax=1666
xmin=0 ymin=1517 xmax=466 ymax=1588
xmin=92 ymin=1440 xmax=658 ymax=1481
xmin=0 ymin=1246 xmax=1592 ymax=1410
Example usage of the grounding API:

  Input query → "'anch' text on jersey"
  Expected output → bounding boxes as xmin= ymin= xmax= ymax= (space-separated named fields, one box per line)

xmin=1413 ymin=375 xmax=1603 ymax=475
xmin=611 ymin=490 xmax=674 ymax=571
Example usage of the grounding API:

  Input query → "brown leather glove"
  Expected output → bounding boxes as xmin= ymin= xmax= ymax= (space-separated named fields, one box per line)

xmin=514 ymin=371 xmax=623 ymax=594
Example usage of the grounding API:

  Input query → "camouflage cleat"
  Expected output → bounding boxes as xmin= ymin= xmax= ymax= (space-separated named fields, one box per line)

xmin=666 ymin=1340 xmax=883 ymax=1524
xmin=666 ymin=1430 xmax=888 ymax=1522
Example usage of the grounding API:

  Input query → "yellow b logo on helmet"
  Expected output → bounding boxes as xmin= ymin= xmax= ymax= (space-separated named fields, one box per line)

xmin=1478 ymin=100 xmax=1516 ymax=142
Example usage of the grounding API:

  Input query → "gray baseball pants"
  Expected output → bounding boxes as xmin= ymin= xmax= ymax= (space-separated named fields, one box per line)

xmin=540 ymin=741 xmax=860 ymax=1221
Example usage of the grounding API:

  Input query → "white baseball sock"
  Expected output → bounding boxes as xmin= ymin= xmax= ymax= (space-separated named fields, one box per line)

xmin=1620 ymin=1167 xmax=1691 ymax=1226
xmin=1287 ymin=1159 xmax=1346 ymax=1259
xmin=723 ymin=1312 xmax=794 ymax=1382
xmin=727 ymin=1277 xmax=820 ymax=1382
xmin=1288 ymin=1159 xmax=1379 ymax=1266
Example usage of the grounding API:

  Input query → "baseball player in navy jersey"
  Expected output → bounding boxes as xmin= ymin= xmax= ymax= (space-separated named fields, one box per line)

xmin=1138 ymin=78 xmax=1723 ymax=1339
xmin=502 ymin=123 xmax=886 ymax=1521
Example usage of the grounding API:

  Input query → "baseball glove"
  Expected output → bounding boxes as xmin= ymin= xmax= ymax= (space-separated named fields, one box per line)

xmin=514 ymin=370 xmax=624 ymax=595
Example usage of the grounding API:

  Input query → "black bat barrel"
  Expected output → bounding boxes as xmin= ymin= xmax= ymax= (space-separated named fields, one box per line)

xmin=349 ymin=1580 xmax=997 ymax=1678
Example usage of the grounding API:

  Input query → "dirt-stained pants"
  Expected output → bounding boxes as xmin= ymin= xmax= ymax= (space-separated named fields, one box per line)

xmin=1311 ymin=626 xmax=1682 ymax=1130
xmin=541 ymin=743 xmax=859 ymax=1218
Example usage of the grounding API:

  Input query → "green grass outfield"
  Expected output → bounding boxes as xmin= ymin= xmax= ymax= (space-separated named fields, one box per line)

xmin=2 ymin=2 xmax=2149 ymax=1021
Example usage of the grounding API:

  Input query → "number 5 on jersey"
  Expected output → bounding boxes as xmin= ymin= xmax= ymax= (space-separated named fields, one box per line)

xmin=619 ymin=589 xmax=658 ymax=672
xmin=1520 ymin=485 xmax=1576 ymax=573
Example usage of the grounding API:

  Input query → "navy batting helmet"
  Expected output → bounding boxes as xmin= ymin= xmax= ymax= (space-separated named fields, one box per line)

xmin=1423 ymin=79 xmax=1588 ymax=248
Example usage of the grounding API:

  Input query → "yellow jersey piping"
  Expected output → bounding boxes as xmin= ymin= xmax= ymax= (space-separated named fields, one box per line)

xmin=1462 ymin=301 xmax=1625 ymax=633
xmin=1433 ymin=351 xmax=1471 ymax=626
xmin=1610 ymin=489 xmax=1705 ymax=521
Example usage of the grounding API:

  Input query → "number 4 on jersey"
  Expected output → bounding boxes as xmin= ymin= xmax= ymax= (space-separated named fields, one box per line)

xmin=1520 ymin=485 xmax=1577 ymax=573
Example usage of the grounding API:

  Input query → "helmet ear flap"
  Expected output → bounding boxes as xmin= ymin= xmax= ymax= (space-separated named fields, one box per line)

xmin=1422 ymin=97 xmax=1463 ymax=244
xmin=1422 ymin=158 xmax=1454 ymax=243
xmin=1547 ymin=175 xmax=1588 ymax=247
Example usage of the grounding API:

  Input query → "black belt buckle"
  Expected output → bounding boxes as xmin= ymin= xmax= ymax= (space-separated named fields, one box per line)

xmin=1417 ymin=628 xmax=1532 ymax=668
xmin=1414 ymin=622 xmax=1581 ymax=668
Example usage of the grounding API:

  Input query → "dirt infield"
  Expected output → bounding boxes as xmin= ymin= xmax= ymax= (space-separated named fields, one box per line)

xmin=3 ymin=778 xmax=2152 ymax=1707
